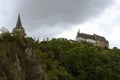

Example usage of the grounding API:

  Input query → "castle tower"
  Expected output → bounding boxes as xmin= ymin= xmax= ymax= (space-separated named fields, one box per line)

xmin=78 ymin=28 xmax=80 ymax=33
xmin=76 ymin=28 xmax=80 ymax=38
xmin=12 ymin=14 xmax=26 ymax=37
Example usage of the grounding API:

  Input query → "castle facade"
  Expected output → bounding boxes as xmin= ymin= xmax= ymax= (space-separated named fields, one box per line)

xmin=76 ymin=30 xmax=109 ymax=48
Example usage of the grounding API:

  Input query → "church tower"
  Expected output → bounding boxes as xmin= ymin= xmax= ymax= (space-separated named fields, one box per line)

xmin=12 ymin=14 xmax=26 ymax=37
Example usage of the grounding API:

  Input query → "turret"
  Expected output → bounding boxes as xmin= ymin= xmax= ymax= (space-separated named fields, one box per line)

xmin=12 ymin=14 xmax=26 ymax=37
xmin=16 ymin=14 xmax=23 ymax=28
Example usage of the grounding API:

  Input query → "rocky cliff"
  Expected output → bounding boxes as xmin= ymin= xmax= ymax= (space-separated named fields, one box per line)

xmin=0 ymin=36 xmax=45 ymax=80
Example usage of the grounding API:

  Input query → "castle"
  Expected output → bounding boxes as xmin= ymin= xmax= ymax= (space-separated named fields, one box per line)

xmin=12 ymin=14 xmax=26 ymax=37
xmin=0 ymin=15 xmax=109 ymax=48
xmin=76 ymin=29 xmax=109 ymax=48
xmin=0 ymin=14 xmax=26 ymax=37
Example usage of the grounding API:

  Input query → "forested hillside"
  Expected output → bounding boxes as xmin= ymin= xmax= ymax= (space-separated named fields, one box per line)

xmin=0 ymin=32 xmax=120 ymax=80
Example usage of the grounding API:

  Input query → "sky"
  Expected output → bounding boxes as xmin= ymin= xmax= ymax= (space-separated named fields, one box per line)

xmin=0 ymin=0 xmax=120 ymax=48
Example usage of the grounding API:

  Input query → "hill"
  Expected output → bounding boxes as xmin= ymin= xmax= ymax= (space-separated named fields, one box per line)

xmin=0 ymin=32 xmax=120 ymax=80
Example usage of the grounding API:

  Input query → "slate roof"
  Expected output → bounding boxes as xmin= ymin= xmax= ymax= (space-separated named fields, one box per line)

xmin=16 ymin=14 xmax=23 ymax=28
xmin=77 ymin=32 xmax=107 ymax=41
xmin=94 ymin=34 xmax=106 ymax=41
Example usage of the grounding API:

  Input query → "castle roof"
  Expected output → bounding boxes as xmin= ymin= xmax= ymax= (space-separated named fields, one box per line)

xmin=16 ymin=14 xmax=23 ymax=28
xmin=77 ymin=32 xmax=107 ymax=41
xmin=93 ymin=34 xmax=106 ymax=41
xmin=77 ymin=32 xmax=95 ymax=40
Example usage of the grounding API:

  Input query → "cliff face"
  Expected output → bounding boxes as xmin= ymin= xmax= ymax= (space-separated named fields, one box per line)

xmin=0 ymin=39 xmax=44 ymax=80
xmin=1 ymin=33 xmax=120 ymax=80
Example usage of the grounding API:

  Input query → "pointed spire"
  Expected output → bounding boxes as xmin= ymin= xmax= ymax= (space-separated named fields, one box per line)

xmin=78 ymin=28 xmax=80 ymax=33
xmin=16 ymin=14 xmax=23 ymax=28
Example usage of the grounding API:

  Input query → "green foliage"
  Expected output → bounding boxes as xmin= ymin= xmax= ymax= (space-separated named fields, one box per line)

xmin=1 ymin=34 xmax=120 ymax=80
xmin=0 ymin=32 xmax=13 ymax=42
xmin=36 ymin=38 xmax=120 ymax=80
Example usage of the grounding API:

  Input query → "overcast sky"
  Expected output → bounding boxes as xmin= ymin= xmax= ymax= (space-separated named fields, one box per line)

xmin=0 ymin=0 xmax=120 ymax=48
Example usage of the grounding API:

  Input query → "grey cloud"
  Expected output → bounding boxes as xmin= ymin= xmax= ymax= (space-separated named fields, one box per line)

xmin=19 ymin=0 xmax=111 ymax=26
xmin=16 ymin=0 xmax=112 ymax=39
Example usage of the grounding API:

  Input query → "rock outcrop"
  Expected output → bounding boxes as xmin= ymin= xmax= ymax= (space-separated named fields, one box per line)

xmin=0 ymin=40 xmax=45 ymax=80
